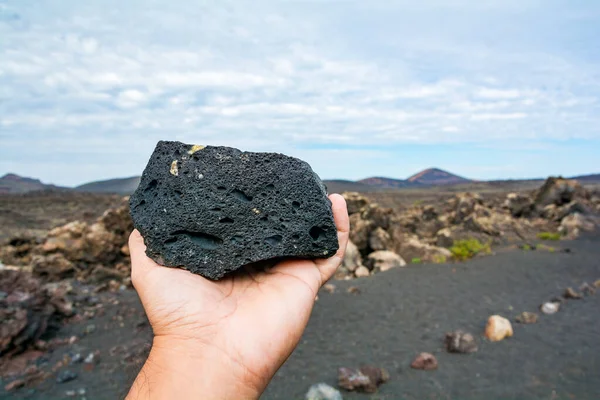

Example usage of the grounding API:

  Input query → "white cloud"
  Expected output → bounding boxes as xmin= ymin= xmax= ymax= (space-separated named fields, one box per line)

xmin=1 ymin=0 xmax=599 ymax=185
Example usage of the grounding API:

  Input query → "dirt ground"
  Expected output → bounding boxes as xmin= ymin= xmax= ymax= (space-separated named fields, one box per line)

xmin=0 ymin=192 xmax=124 ymax=242
xmin=2 ymin=235 xmax=599 ymax=400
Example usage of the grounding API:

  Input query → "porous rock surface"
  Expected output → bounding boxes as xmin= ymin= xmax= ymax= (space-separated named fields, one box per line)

xmin=129 ymin=141 xmax=338 ymax=279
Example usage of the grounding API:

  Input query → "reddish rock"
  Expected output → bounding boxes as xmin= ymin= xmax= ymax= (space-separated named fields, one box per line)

xmin=410 ymin=353 xmax=438 ymax=371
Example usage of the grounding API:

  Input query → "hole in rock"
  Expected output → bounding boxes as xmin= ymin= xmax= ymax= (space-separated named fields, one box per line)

xmin=292 ymin=201 xmax=301 ymax=209
xmin=260 ymin=216 xmax=269 ymax=223
xmin=144 ymin=180 xmax=158 ymax=192
xmin=231 ymin=189 xmax=253 ymax=202
xmin=174 ymin=190 xmax=184 ymax=197
xmin=292 ymin=234 xmax=300 ymax=240
xmin=210 ymin=207 xmax=222 ymax=212
xmin=309 ymin=226 xmax=327 ymax=241
xmin=164 ymin=237 xmax=178 ymax=245
xmin=135 ymin=200 xmax=146 ymax=209
xmin=217 ymin=186 xmax=227 ymax=191
xmin=231 ymin=235 xmax=243 ymax=244
xmin=265 ymin=184 xmax=275 ymax=190
xmin=264 ymin=235 xmax=283 ymax=246
xmin=170 ymin=230 xmax=223 ymax=250
xmin=219 ymin=217 xmax=235 ymax=224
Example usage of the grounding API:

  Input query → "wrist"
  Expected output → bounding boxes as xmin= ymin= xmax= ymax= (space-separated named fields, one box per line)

xmin=127 ymin=335 xmax=263 ymax=400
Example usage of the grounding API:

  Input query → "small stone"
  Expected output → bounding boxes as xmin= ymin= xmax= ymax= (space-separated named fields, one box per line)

xmin=540 ymin=302 xmax=560 ymax=315
xmin=0 ymin=290 xmax=7 ymax=300
xmin=445 ymin=330 xmax=478 ymax=353
xmin=338 ymin=366 xmax=388 ymax=393
xmin=354 ymin=266 xmax=370 ymax=278
xmin=68 ymin=336 xmax=78 ymax=345
xmin=564 ymin=287 xmax=583 ymax=299
xmin=84 ymin=352 xmax=96 ymax=364
xmin=83 ymin=324 xmax=96 ymax=335
xmin=305 ymin=383 xmax=343 ymax=400
xmin=77 ymin=388 xmax=87 ymax=396
xmin=594 ymin=279 xmax=600 ymax=288
xmin=580 ymin=282 xmax=596 ymax=296
xmin=65 ymin=390 xmax=76 ymax=397
xmin=129 ymin=141 xmax=339 ymax=280
xmin=70 ymin=353 xmax=83 ymax=364
xmin=485 ymin=315 xmax=513 ymax=342
xmin=56 ymin=370 xmax=78 ymax=384
xmin=410 ymin=353 xmax=438 ymax=370
xmin=322 ymin=283 xmax=336 ymax=294
xmin=347 ymin=286 xmax=361 ymax=294
xmin=515 ymin=312 xmax=538 ymax=324
xmin=4 ymin=379 xmax=26 ymax=391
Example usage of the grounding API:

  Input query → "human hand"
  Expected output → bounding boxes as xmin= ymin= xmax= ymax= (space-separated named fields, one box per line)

xmin=126 ymin=194 xmax=348 ymax=400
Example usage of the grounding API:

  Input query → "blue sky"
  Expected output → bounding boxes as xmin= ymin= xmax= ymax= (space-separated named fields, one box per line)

xmin=1 ymin=0 xmax=599 ymax=186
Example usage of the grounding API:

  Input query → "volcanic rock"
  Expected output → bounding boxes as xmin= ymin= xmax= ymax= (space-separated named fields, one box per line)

xmin=515 ymin=312 xmax=538 ymax=324
xmin=445 ymin=331 xmax=478 ymax=353
xmin=504 ymin=193 xmax=535 ymax=217
xmin=484 ymin=315 xmax=513 ymax=342
xmin=305 ymin=383 xmax=343 ymax=400
xmin=129 ymin=141 xmax=338 ymax=280
xmin=410 ymin=352 xmax=438 ymax=370
xmin=559 ymin=213 xmax=596 ymax=239
xmin=540 ymin=302 xmax=560 ymax=315
xmin=354 ymin=266 xmax=370 ymax=278
xmin=343 ymin=192 xmax=369 ymax=215
xmin=563 ymin=287 xmax=583 ymax=300
xmin=338 ymin=366 xmax=388 ymax=393
xmin=534 ymin=177 xmax=587 ymax=207
xmin=341 ymin=240 xmax=363 ymax=273
xmin=369 ymin=227 xmax=391 ymax=251
xmin=366 ymin=251 xmax=406 ymax=272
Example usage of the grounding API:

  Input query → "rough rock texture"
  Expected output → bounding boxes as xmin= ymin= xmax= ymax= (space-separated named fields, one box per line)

xmin=504 ymin=193 xmax=535 ymax=217
xmin=534 ymin=177 xmax=587 ymax=208
xmin=366 ymin=251 xmax=406 ymax=272
xmin=484 ymin=315 xmax=513 ymax=342
xmin=0 ymin=269 xmax=72 ymax=356
xmin=338 ymin=366 xmax=388 ymax=393
xmin=410 ymin=352 xmax=438 ymax=370
xmin=515 ymin=312 xmax=538 ymax=324
xmin=445 ymin=331 xmax=478 ymax=353
xmin=563 ymin=287 xmax=583 ymax=300
xmin=340 ymin=240 xmax=362 ymax=273
xmin=129 ymin=141 xmax=338 ymax=280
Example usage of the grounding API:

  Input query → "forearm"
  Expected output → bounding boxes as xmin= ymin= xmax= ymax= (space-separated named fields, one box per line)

xmin=127 ymin=336 xmax=263 ymax=400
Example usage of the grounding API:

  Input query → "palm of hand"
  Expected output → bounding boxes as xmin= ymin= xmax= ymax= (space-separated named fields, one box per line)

xmin=129 ymin=194 xmax=348 ymax=391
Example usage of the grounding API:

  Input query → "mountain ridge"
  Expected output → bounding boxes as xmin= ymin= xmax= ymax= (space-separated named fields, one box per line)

xmin=2 ymin=170 xmax=600 ymax=195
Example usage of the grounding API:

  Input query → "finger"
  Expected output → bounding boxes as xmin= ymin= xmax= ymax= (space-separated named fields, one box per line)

xmin=314 ymin=193 xmax=349 ymax=283
xmin=128 ymin=229 xmax=161 ymax=284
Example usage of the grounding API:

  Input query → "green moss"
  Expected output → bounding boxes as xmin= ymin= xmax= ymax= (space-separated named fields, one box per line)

xmin=450 ymin=238 xmax=491 ymax=261
xmin=538 ymin=244 xmax=556 ymax=253
xmin=432 ymin=254 xmax=447 ymax=264
xmin=537 ymin=232 xmax=561 ymax=241
xmin=411 ymin=257 xmax=422 ymax=264
xmin=522 ymin=244 xmax=532 ymax=251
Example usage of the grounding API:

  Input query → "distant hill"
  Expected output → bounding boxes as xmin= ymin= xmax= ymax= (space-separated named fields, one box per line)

xmin=407 ymin=168 xmax=471 ymax=185
xmin=0 ymin=173 xmax=65 ymax=194
xmin=571 ymin=173 xmax=600 ymax=183
xmin=358 ymin=168 xmax=471 ymax=189
xmin=358 ymin=177 xmax=420 ymax=189
xmin=75 ymin=176 xmax=141 ymax=194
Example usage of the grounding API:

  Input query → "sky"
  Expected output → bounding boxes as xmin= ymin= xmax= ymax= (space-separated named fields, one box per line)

xmin=1 ymin=0 xmax=599 ymax=186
